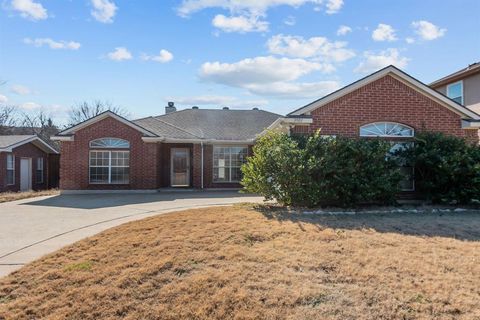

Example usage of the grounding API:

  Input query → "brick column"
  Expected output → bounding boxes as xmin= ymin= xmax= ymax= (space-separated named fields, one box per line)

xmin=192 ymin=143 xmax=202 ymax=188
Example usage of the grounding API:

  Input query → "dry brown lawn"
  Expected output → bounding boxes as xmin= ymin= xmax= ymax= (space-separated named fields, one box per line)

xmin=1 ymin=205 xmax=480 ymax=320
xmin=0 ymin=189 xmax=59 ymax=204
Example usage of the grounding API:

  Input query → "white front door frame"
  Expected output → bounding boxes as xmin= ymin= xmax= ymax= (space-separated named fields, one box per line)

xmin=20 ymin=157 xmax=32 ymax=191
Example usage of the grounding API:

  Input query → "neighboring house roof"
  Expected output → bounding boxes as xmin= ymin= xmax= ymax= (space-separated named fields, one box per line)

xmin=134 ymin=109 xmax=282 ymax=141
xmin=288 ymin=65 xmax=480 ymax=120
xmin=0 ymin=135 xmax=59 ymax=154
xmin=430 ymin=62 xmax=480 ymax=88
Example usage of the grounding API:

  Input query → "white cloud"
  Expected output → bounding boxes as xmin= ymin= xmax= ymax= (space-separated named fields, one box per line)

xmin=372 ymin=23 xmax=397 ymax=42
xmin=212 ymin=14 xmax=268 ymax=33
xmin=336 ymin=25 xmax=352 ymax=36
xmin=169 ymin=95 xmax=268 ymax=108
xmin=19 ymin=102 xmax=41 ymax=110
xmin=23 ymin=38 xmax=81 ymax=50
xmin=0 ymin=95 xmax=8 ymax=104
xmin=141 ymin=49 xmax=174 ymax=63
xmin=405 ymin=37 xmax=415 ymax=44
xmin=267 ymin=34 xmax=355 ymax=63
xmin=177 ymin=0 xmax=342 ymax=33
xmin=354 ymin=48 xmax=409 ymax=74
xmin=107 ymin=47 xmax=132 ymax=61
xmin=325 ymin=0 xmax=343 ymax=14
xmin=283 ymin=15 xmax=296 ymax=26
xmin=199 ymin=55 xmax=339 ymax=98
xmin=10 ymin=84 xmax=31 ymax=95
xmin=200 ymin=56 xmax=332 ymax=86
xmin=177 ymin=0 xmax=326 ymax=17
xmin=412 ymin=20 xmax=446 ymax=40
xmin=91 ymin=0 xmax=117 ymax=23
xmin=10 ymin=0 xmax=47 ymax=20
xmin=245 ymin=80 xmax=340 ymax=99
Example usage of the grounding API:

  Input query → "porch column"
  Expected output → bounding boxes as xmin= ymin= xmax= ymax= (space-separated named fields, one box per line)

xmin=192 ymin=143 xmax=203 ymax=188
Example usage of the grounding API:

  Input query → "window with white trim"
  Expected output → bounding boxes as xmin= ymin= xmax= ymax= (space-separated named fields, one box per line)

xmin=446 ymin=81 xmax=463 ymax=105
xmin=90 ymin=138 xmax=130 ymax=148
xmin=6 ymin=154 xmax=14 ymax=185
xmin=360 ymin=122 xmax=414 ymax=137
xmin=213 ymin=146 xmax=248 ymax=183
xmin=89 ymin=138 xmax=130 ymax=184
xmin=360 ymin=122 xmax=415 ymax=191
xmin=36 ymin=158 xmax=44 ymax=184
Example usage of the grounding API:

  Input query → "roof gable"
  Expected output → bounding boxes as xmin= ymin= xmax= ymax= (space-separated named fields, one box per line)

xmin=288 ymin=65 xmax=480 ymax=120
xmin=55 ymin=111 xmax=157 ymax=138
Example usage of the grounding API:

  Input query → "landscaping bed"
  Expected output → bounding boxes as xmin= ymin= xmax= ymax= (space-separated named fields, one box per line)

xmin=1 ymin=204 xmax=479 ymax=319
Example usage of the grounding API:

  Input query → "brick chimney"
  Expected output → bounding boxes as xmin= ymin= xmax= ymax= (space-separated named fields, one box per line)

xmin=165 ymin=102 xmax=176 ymax=114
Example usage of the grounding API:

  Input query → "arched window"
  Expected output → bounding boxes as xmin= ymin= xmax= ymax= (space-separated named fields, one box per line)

xmin=89 ymin=138 xmax=130 ymax=185
xmin=90 ymin=138 xmax=130 ymax=149
xmin=360 ymin=122 xmax=414 ymax=138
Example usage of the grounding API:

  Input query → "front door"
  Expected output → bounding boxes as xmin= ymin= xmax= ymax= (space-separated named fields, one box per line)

xmin=171 ymin=148 xmax=190 ymax=187
xmin=20 ymin=158 xmax=32 ymax=191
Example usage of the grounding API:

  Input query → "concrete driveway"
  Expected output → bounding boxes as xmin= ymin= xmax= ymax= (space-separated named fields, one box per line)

xmin=0 ymin=191 xmax=264 ymax=277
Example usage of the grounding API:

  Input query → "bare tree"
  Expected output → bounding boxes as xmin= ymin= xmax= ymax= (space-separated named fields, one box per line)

xmin=0 ymin=105 xmax=18 ymax=134
xmin=67 ymin=100 xmax=130 ymax=127
xmin=21 ymin=110 xmax=59 ymax=141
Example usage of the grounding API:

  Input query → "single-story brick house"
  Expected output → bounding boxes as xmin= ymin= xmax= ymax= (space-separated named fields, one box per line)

xmin=53 ymin=65 xmax=480 ymax=192
xmin=0 ymin=135 xmax=60 ymax=192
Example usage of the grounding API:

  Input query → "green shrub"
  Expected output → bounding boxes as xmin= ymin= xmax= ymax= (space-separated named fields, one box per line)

xmin=241 ymin=131 xmax=313 ymax=206
xmin=304 ymin=133 xmax=403 ymax=206
xmin=242 ymin=131 xmax=403 ymax=207
xmin=399 ymin=132 xmax=480 ymax=204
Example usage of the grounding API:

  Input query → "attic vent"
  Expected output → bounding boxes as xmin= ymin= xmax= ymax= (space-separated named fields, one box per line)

xmin=223 ymin=107 xmax=229 ymax=110
xmin=192 ymin=106 xmax=199 ymax=109
xmin=252 ymin=107 xmax=259 ymax=110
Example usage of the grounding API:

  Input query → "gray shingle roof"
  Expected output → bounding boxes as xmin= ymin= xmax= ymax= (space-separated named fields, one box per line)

xmin=0 ymin=135 xmax=36 ymax=149
xmin=133 ymin=109 xmax=281 ymax=141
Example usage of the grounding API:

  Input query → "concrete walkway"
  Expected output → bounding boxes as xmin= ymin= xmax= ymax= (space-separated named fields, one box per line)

xmin=0 ymin=191 xmax=264 ymax=277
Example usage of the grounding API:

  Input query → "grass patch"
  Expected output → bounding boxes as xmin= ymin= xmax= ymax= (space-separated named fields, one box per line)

xmin=0 ymin=189 xmax=59 ymax=204
xmin=63 ymin=261 xmax=93 ymax=272
xmin=1 ymin=206 xmax=480 ymax=319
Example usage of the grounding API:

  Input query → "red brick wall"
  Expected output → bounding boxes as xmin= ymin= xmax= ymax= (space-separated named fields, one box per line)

xmin=291 ymin=75 xmax=480 ymax=143
xmin=0 ymin=143 xmax=51 ymax=192
xmin=59 ymin=117 xmax=159 ymax=190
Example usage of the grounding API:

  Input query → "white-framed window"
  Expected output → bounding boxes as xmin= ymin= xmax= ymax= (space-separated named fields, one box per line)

xmin=360 ymin=122 xmax=415 ymax=191
xmin=213 ymin=146 xmax=248 ymax=183
xmin=446 ymin=81 xmax=463 ymax=105
xmin=89 ymin=151 xmax=130 ymax=184
xmin=90 ymin=138 xmax=130 ymax=149
xmin=360 ymin=122 xmax=414 ymax=138
xmin=89 ymin=138 xmax=130 ymax=184
xmin=6 ymin=154 xmax=14 ymax=185
xmin=36 ymin=157 xmax=44 ymax=184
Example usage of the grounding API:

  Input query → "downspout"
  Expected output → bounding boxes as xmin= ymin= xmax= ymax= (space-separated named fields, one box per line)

xmin=201 ymin=141 xmax=204 ymax=189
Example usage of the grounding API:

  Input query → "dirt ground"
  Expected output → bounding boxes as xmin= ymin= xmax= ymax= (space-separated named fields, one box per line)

xmin=0 ymin=189 xmax=59 ymax=204
xmin=1 ymin=204 xmax=479 ymax=320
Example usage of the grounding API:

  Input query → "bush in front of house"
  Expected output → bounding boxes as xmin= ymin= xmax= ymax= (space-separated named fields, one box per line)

xmin=241 ymin=131 xmax=403 ymax=207
xmin=241 ymin=131 xmax=314 ymax=206
xmin=399 ymin=132 xmax=480 ymax=204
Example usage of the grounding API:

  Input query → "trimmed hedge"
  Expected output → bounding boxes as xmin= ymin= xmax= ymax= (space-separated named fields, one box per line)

xmin=398 ymin=132 xmax=480 ymax=204
xmin=241 ymin=131 xmax=403 ymax=207
xmin=242 ymin=130 xmax=480 ymax=207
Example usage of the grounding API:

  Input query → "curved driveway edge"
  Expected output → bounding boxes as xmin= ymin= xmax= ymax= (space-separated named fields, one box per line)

xmin=0 ymin=191 xmax=264 ymax=277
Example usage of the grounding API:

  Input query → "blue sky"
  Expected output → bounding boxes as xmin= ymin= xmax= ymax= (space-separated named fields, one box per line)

xmin=1 ymin=0 xmax=479 ymax=123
